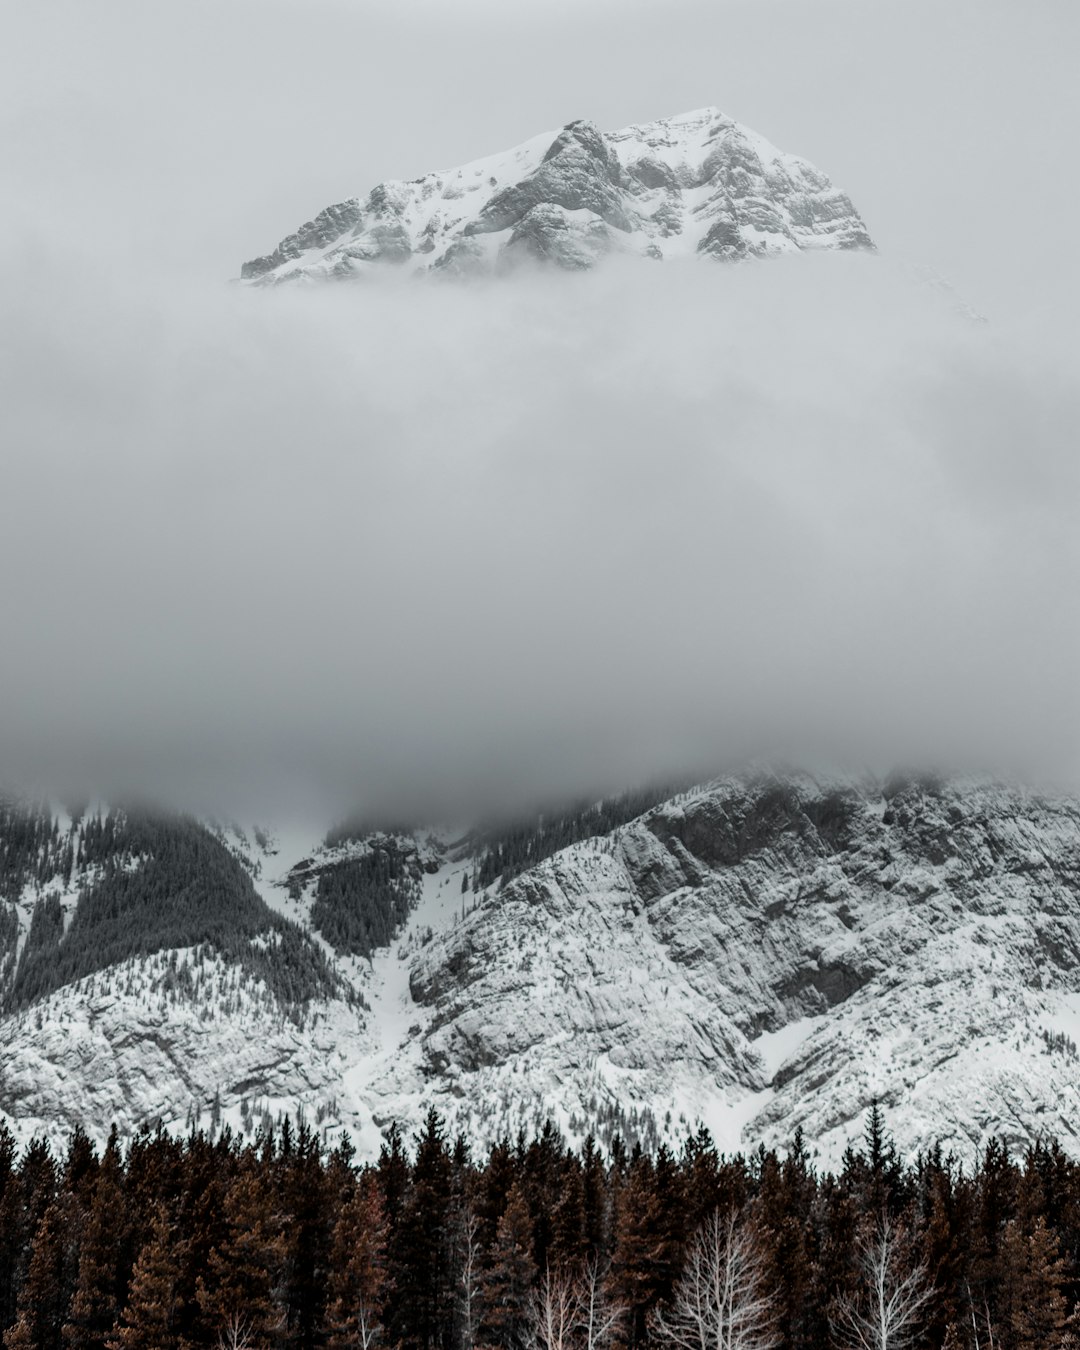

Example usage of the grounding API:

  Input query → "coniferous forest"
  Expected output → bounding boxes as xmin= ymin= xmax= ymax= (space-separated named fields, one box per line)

xmin=1 ymin=1106 xmax=1079 ymax=1350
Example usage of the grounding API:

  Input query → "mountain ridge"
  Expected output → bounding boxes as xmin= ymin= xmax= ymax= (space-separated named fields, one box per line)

xmin=240 ymin=107 xmax=874 ymax=284
xmin=2 ymin=773 xmax=1079 ymax=1170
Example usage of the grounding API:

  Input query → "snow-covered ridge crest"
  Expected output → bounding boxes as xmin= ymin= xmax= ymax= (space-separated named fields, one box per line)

xmin=239 ymin=107 xmax=873 ymax=284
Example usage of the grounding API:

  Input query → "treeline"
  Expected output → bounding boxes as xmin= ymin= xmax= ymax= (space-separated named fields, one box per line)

xmin=0 ymin=800 xmax=69 ymax=902
xmin=0 ymin=1106 xmax=1077 ymax=1350
xmin=2 ymin=809 xmax=338 ymax=1015
xmin=472 ymin=786 xmax=678 ymax=892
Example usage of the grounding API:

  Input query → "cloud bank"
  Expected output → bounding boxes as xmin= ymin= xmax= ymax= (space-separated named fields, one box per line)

xmin=1 ymin=251 xmax=1076 ymax=819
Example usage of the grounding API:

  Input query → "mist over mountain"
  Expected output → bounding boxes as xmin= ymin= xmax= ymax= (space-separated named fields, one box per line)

xmin=1 ymin=65 xmax=1079 ymax=1195
xmin=2 ymin=245 xmax=1076 ymax=821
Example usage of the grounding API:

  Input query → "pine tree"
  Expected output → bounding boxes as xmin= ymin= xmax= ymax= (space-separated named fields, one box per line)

xmin=376 ymin=1125 xmax=410 ymax=1232
xmin=106 ymin=1204 xmax=182 ymax=1350
xmin=549 ymin=1161 xmax=587 ymax=1268
xmin=279 ymin=1124 xmax=332 ymax=1349
xmin=0 ymin=1124 xmax=22 ymax=1334
xmin=5 ymin=1196 xmax=80 ymax=1350
xmin=480 ymin=1183 xmax=536 ymax=1350
xmin=998 ymin=1217 xmax=1073 ymax=1350
xmin=195 ymin=1167 xmax=285 ymax=1347
xmin=324 ymin=1173 xmax=388 ymax=1350
xmin=389 ymin=1109 xmax=454 ymax=1350
xmin=63 ymin=1137 xmax=125 ymax=1350
xmin=610 ymin=1154 xmax=666 ymax=1348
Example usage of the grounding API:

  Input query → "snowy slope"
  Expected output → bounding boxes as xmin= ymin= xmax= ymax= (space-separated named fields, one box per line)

xmin=239 ymin=107 xmax=873 ymax=284
xmin=390 ymin=776 xmax=1080 ymax=1167
xmin=3 ymin=775 xmax=1080 ymax=1169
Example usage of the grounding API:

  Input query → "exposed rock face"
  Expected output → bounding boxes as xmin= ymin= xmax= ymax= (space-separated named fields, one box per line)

xmin=394 ymin=775 xmax=1080 ymax=1165
xmin=239 ymin=107 xmax=874 ymax=284
xmin=3 ymin=775 xmax=1080 ymax=1169
xmin=0 ymin=951 xmax=364 ymax=1148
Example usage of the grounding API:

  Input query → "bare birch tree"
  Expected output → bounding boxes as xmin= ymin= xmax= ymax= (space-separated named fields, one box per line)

xmin=655 ymin=1211 xmax=778 ymax=1350
xmin=217 ymin=1313 xmax=253 ymax=1350
xmin=836 ymin=1218 xmax=933 ymax=1350
xmin=579 ymin=1258 xmax=625 ymax=1350
xmin=531 ymin=1267 xmax=580 ymax=1350
xmin=457 ymin=1207 xmax=482 ymax=1350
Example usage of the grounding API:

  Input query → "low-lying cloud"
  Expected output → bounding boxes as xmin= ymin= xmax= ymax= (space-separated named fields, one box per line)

xmin=1 ymin=251 xmax=1077 ymax=820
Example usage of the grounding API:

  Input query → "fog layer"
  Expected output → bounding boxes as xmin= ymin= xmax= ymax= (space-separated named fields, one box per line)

xmin=1 ymin=251 xmax=1076 ymax=818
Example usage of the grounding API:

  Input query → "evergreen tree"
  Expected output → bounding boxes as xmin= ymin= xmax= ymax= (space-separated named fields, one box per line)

xmin=106 ymin=1206 xmax=182 ymax=1350
xmin=610 ymin=1154 xmax=666 ymax=1348
xmin=324 ymin=1173 xmax=388 ymax=1350
xmin=388 ymin=1110 xmax=454 ymax=1350
xmin=63 ymin=1136 xmax=125 ymax=1350
xmin=195 ymin=1167 xmax=285 ymax=1347
xmin=0 ymin=1125 xmax=22 ymax=1334
xmin=279 ymin=1124 xmax=332 ymax=1349
xmin=998 ymin=1217 xmax=1074 ymax=1350
xmin=5 ymin=1196 xmax=80 ymax=1350
xmin=376 ymin=1125 xmax=410 ymax=1232
xmin=480 ymin=1183 xmax=536 ymax=1350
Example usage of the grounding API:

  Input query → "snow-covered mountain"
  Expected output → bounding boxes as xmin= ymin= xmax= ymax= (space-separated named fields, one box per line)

xmin=240 ymin=107 xmax=873 ymax=284
xmin=3 ymin=775 xmax=1080 ymax=1171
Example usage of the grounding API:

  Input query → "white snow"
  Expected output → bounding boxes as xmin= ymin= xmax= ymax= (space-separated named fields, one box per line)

xmin=244 ymin=106 xmax=871 ymax=284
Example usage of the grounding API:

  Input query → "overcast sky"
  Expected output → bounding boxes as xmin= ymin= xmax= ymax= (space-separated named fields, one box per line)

xmin=1 ymin=0 xmax=1077 ymax=819
xmin=5 ymin=0 xmax=1078 ymax=317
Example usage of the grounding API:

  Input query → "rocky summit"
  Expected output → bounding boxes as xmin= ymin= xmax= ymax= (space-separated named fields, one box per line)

xmin=2 ymin=774 xmax=1080 ymax=1168
xmin=239 ymin=107 xmax=873 ymax=284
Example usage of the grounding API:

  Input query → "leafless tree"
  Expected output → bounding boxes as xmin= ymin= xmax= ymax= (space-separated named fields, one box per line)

xmin=217 ymin=1312 xmax=254 ymax=1350
xmin=836 ymin=1218 xmax=933 ymax=1350
xmin=457 ymin=1207 xmax=482 ymax=1350
xmin=354 ymin=1300 xmax=381 ymax=1350
xmin=529 ymin=1257 xmax=625 ymax=1350
xmin=579 ymin=1257 xmax=625 ymax=1350
xmin=655 ymin=1210 xmax=778 ymax=1350
xmin=532 ymin=1266 xmax=580 ymax=1350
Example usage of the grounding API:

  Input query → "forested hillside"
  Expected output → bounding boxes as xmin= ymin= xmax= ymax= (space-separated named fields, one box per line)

xmin=308 ymin=841 xmax=422 ymax=960
xmin=0 ymin=801 xmax=337 ymax=1014
xmin=0 ymin=1108 xmax=1076 ymax=1350
xmin=470 ymin=785 xmax=678 ymax=891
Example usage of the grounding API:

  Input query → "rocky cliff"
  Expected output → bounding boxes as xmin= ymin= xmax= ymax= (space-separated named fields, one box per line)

xmin=3 ymin=775 xmax=1078 ymax=1169
xmin=240 ymin=107 xmax=873 ymax=284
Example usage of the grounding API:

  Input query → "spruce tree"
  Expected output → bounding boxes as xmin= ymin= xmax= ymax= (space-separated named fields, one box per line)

xmin=389 ymin=1109 xmax=454 ymax=1350
xmin=194 ymin=1167 xmax=285 ymax=1347
xmin=479 ymin=1183 xmax=536 ymax=1350
xmin=279 ymin=1124 xmax=331 ymax=1350
xmin=4 ymin=1196 xmax=79 ymax=1350
xmin=324 ymin=1173 xmax=388 ymax=1350
xmin=999 ymin=1217 xmax=1074 ymax=1350
xmin=63 ymin=1139 xmax=125 ymax=1350
xmin=0 ymin=1125 xmax=22 ymax=1333
xmin=106 ymin=1206 xmax=182 ymax=1350
xmin=610 ymin=1154 xmax=662 ymax=1349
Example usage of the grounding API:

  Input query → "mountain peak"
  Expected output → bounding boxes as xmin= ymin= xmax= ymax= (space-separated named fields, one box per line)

xmin=239 ymin=107 xmax=873 ymax=284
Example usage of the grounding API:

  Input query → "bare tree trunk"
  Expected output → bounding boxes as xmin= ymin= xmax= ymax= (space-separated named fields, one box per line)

xmin=458 ymin=1208 xmax=482 ymax=1350
xmin=654 ymin=1210 xmax=778 ymax=1350
xmin=580 ymin=1258 xmax=625 ymax=1350
xmin=836 ymin=1218 xmax=933 ymax=1350
xmin=531 ymin=1267 xmax=580 ymax=1350
xmin=217 ymin=1312 xmax=253 ymax=1350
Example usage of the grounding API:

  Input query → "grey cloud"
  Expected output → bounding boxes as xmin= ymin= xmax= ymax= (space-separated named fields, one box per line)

xmin=1 ymin=0 xmax=1078 ymax=819
xmin=0 ymin=250 xmax=1076 ymax=819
